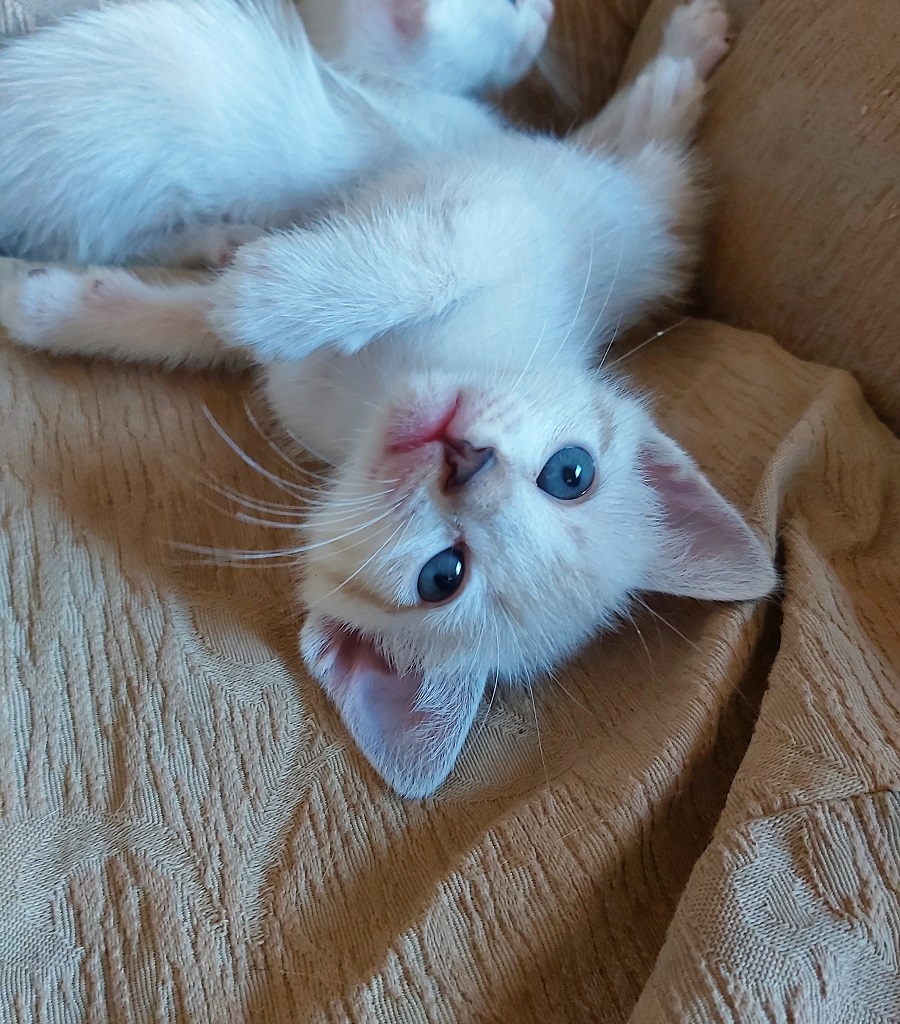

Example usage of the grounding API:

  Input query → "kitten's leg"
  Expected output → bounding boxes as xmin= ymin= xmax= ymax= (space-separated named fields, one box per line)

xmin=207 ymin=196 xmax=521 ymax=363
xmin=0 ymin=266 xmax=249 ymax=371
xmin=573 ymin=0 xmax=728 ymax=155
xmin=581 ymin=56 xmax=705 ymax=154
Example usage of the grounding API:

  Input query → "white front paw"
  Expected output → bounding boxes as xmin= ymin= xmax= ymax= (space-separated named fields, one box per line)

xmin=0 ymin=267 xmax=86 ymax=349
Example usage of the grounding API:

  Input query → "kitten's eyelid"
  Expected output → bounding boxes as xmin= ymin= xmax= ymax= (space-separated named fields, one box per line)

xmin=536 ymin=441 xmax=597 ymax=469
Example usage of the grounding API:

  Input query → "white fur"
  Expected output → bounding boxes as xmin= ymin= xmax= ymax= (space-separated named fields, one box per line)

xmin=0 ymin=0 xmax=551 ymax=266
xmin=0 ymin=1 xmax=771 ymax=798
xmin=300 ymin=0 xmax=554 ymax=93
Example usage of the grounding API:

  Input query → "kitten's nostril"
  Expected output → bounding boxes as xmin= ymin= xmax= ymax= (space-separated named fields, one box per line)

xmin=443 ymin=438 xmax=495 ymax=490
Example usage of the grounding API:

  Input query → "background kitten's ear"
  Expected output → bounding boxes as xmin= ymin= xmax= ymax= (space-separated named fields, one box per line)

xmin=389 ymin=0 xmax=426 ymax=40
xmin=640 ymin=430 xmax=776 ymax=602
xmin=302 ymin=621 xmax=483 ymax=799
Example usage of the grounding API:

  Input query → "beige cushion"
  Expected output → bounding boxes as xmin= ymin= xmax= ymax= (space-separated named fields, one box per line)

xmin=700 ymin=0 xmax=900 ymax=431
xmin=525 ymin=0 xmax=900 ymax=430
xmin=680 ymin=0 xmax=898 ymax=430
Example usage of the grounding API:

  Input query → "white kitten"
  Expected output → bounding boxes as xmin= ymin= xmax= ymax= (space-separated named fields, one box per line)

xmin=0 ymin=0 xmax=551 ymax=266
xmin=1 ymin=1 xmax=770 ymax=799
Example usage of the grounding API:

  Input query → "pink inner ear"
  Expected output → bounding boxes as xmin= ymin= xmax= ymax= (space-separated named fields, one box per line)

xmin=327 ymin=625 xmax=431 ymax=734
xmin=643 ymin=459 xmax=745 ymax=561
xmin=390 ymin=0 xmax=426 ymax=40
xmin=309 ymin=620 xmax=484 ymax=799
xmin=640 ymin=436 xmax=776 ymax=601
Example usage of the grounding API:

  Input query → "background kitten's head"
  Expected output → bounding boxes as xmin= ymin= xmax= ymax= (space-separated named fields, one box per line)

xmin=301 ymin=0 xmax=554 ymax=94
xmin=298 ymin=365 xmax=775 ymax=798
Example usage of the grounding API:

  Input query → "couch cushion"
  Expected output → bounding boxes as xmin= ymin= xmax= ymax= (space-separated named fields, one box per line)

xmin=698 ymin=0 xmax=899 ymax=429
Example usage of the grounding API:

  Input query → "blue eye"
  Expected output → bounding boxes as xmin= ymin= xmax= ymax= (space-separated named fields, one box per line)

xmin=417 ymin=546 xmax=466 ymax=603
xmin=537 ymin=446 xmax=595 ymax=500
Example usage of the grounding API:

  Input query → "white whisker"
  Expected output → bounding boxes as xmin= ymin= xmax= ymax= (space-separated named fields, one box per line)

xmin=634 ymin=596 xmax=699 ymax=651
xmin=310 ymin=514 xmax=414 ymax=607
xmin=606 ymin=318 xmax=688 ymax=368
xmin=201 ymin=404 xmax=313 ymax=498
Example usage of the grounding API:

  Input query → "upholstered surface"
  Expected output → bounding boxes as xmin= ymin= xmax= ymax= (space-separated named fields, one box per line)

xmin=697 ymin=0 xmax=900 ymax=432
xmin=2 ymin=0 xmax=899 ymax=1021
xmin=3 ymin=266 xmax=899 ymax=1019
xmin=624 ymin=0 xmax=900 ymax=431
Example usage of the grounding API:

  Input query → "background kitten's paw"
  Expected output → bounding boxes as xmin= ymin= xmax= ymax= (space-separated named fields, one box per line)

xmin=0 ymin=267 xmax=140 ymax=351
xmin=619 ymin=56 xmax=703 ymax=152
xmin=662 ymin=0 xmax=730 ymax=79
xmin=0 ymin=267 xmax=87 ymax=348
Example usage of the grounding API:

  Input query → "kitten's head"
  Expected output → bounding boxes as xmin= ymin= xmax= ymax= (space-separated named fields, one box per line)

xmin=304 ymin=0 xmax=554 ymax=94
xmin=299 ymin=366 xmax=775 ymax=798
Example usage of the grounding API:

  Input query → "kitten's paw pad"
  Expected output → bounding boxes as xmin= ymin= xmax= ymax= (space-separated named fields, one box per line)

xmin=663 ymin=0 xmax=730 ymax=79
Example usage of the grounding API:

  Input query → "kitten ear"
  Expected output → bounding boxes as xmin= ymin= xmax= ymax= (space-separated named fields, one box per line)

xmin=389 ymin=0 xmax=426 ymax=40
xmin=302 ymin=620 xmax=483 ymax=798
xmin=640 ymin=430 xmax=776 ymax=601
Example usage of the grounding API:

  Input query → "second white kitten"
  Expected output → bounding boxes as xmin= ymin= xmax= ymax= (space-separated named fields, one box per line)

xmin=0 ymin=0 xmax=552 ymax=266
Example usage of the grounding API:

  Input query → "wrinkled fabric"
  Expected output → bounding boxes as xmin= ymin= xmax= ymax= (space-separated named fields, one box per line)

xmin=1 ymin=0 xmax=898 ymax=1020
xmin=2 ymin=265 xmax=898 ymax=1021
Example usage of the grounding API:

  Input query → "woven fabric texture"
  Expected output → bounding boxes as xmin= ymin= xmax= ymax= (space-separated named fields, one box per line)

xmin=1 ymin=0 xmax=899 ymax=1021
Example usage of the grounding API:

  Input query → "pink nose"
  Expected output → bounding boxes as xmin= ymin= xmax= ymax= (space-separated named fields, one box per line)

xmin=442 ymin=437 xmax=495 ymax=490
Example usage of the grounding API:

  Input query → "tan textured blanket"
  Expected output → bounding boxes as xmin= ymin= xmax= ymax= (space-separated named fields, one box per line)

xmin=2 ymin=0 xmax=900 ymax=1021
xmin=2 ymin=249 xmax=899 ymax=1020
